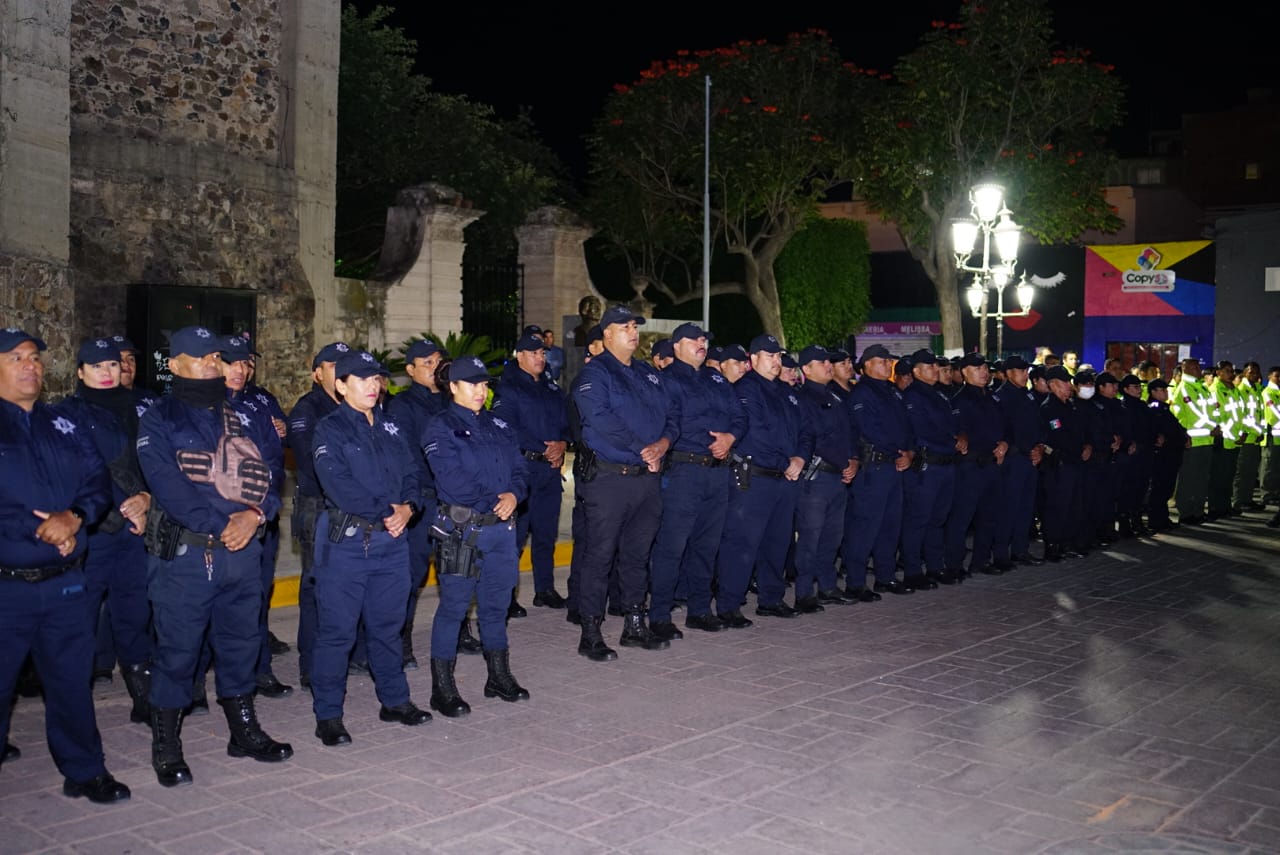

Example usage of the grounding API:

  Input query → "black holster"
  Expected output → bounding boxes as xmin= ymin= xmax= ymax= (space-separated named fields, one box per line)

xmin=430 ymin=514 xmax=481 ymax=579
xmin=292 ymin=491 xmax=323 ymax=547
xmin=573 ymin=443 xmax=599 ymax=483
xmin=731 ymin=455 xmax=752 ymax=491
xmin=143 ymin=506 xmax=182 ymax=561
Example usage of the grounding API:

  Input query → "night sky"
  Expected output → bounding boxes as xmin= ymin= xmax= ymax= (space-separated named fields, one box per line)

xmin=346 ymin=0 xmax=1275 ymax=181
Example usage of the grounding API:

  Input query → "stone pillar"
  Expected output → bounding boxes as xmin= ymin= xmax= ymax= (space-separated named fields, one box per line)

xmin=373 ymin=184 xmax=482 ymax=354
xmin=516 ymin=206 xmax=599 ymax=342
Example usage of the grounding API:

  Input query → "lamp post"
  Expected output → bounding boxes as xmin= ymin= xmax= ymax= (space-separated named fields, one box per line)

xmin=951 ymin=181 xmax=1035 ymax=357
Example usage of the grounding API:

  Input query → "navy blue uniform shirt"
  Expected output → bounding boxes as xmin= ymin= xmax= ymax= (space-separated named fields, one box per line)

xmin=313 ymin=403 xmax=423 ymax=521
xmin=573 ymin=349 xmax=674 ymax=465
xmin=733 ymin=372 xmax=813 ymax=470
xmin=901 ymin=380 xmax=958 ymax=455
xmin=847 ymin=377 xmax=914 ymax=458
xmin=991 ymin=380 xmax=1041 ymax=454
xmin=0 ymin=400 xmax=111 ymax=568
xmin=951 ymin=383 xmax=1006 ymax=457
xmin=1040 ymin=395 xmax=1090 ymax=463
xmin=662 ymin=359 xmax=748 ymax=455
xmin=287 ymin=384 xmax=340 ymax=498
xmin=424 ymin=402 xmax=529 ymax=513
xmin=229 ymin=386 xmax=285 ymax=495
xmin=385 ymin=381 xmax=447 ymax=497
xmin=798 ymin=378 xmax=853 ymax=465
xmin=138 ymin=395 xmax=284 ymax=533
xmin=491 ymin=361 xmax=570 ymax=453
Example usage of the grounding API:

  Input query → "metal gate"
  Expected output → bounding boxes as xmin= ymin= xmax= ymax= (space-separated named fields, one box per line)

xmin=462 ymin=262 xmax=524 ymax=353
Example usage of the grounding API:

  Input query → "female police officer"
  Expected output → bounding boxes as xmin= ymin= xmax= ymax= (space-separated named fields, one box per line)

xmin=310 ymin=350 xmax=431 ymax=746
xmin=423 ymin=355 xmax=530 ymax=717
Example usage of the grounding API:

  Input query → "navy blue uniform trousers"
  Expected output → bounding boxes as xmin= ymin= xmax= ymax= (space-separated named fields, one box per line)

xmin=793 ymin=471 xmax=847 ymax=597
xmin=1042 ymin=462 xmax=1086 ymax=547
xmin=945 ymin=461 xmax=1001 ymax=571
xmin=718 ymin=475 xmax=798 ymax=612
xmin=84 ymin=526 xmax=152 ymax=667
xmin=430 ymin=519 xmax=518 ymax=657
xmin=516 ymin=462 xmax=564 ymax=594
xmin=994 ymin=454 xmax=1037 ymax=562
xmin=579 ymin=472 xmax=661 ymax=617
xmin=844 ymin=460 xmax=905 ymax=585
xmin=650 ymin=462 xmax=731 ymax=622
xmin=900 ymin=462 xmax=956 ymax=578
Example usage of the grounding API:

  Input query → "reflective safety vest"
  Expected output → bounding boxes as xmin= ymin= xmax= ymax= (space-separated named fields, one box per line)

xmin=1211 ymin=378 xmax=1245 ymax=450
xmin=1263 ymin=380 xmax=1280 ymax=441
xmin=1170 ymin=377 xmax=1217 ymax=447
xmin=1235 ymin=377 xmax=1264 ymax=446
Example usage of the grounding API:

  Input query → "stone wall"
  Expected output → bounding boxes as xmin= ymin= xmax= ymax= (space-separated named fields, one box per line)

xmin=69 ymin=0 xmax=282 ymax=163
xmin=0 ymin=257 xmax=77 ymax=395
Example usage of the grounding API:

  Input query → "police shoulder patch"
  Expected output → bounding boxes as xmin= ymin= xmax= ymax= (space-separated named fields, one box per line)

xmin=424 ymin=440 xmax=439 ymax=456
xmin=492 ymin=416 xmax=509 ymax=430
xmin=382 ymin=421 xmax=400 ymax=436
xmin=314 ymin=444 xmax=328 ymax=458
xmin=136 ymin=435 xmax=150 ymax=449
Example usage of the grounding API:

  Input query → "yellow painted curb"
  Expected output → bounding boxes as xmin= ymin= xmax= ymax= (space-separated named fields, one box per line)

xmin=269 ymin=540 xmax=575 ymax=609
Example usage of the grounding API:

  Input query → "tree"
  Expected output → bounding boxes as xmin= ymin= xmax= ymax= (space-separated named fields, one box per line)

xmin=585 ymin=31 xmax=876 ymax=344
xmin=336 ymin=5 xmax=570 ymax=278
xmin=856 ymin=0 xmax=1124 ymax=353
xmin=775 ymin=218 xmax=872 ymax=347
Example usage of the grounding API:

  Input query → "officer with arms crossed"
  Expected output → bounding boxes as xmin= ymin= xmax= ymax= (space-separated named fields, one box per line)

xmin=137 ymin=326 xmax=292 ymax=787
xmin=0 ymin=328 xmax=130 ymax=803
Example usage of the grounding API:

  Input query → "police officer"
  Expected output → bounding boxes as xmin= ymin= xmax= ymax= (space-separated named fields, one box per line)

xmin=310 ymin=350 xmax=432 ymax=745
xmin=1147 ymin=378 xmax=1187 ymax=531
xmin=1118 ymin=374 xmax=1156 ymax=536
xmin=793 ymin=345 xmax=859 ymax=607
xmin=1170 ymin=358 xmax=1215 ymax=524
xmin=829 ymin=348 xmax=855 ymax=395
xmin=717 ymin=334 xmax=811 ymax=622
xmin=424 ymin=355 xmax=531 ymax=716
xmin=1206 ymin=360 xmax=1242 ymax=520
xmin=491 ymin=332 xmax=570 ymax=610
xmin=649 ymin=323 xmax=746 ymax=634
xmin=0 ymin=328 xmax=130 ymax=803
xmin=1261 ymin=366 xmax=1280 ymax=507
xmin=650 ymin=338 xmax=675 ymax=371
xmin=137 ymin=326 xmax=291 ymax=787
xmin=717 ymin=344 xmax=751 ymax=384
xmin=1232 ymin=361 xmax=1265 ymax=512
xmin=1039 ymin=365 xmax=1092 ymax=560
xmin=1073 ymin=369 xmax=1119 ymax=546
xmin=221 ymin=334 xmax=291 ymax=699
xmin=384 ymin=338 xmax=448 ymax=668
xmin=843 ymin=344 xmax=914 ymax=595
xmin=945 ymin=353 xmax=1008 ymax=576
xmin=900 ymin=349 xmax=965 ymax=586
xmin=1095 ymin=372 xmax=1134 ymax=539
xmin=286 ymin=341 xmax=347 ymax=686
xmin=564 ymin=323 xmax=606 ymax=626
xmin=572 ymin=305 xmax=674 ymax=659
xmin=57 ymin=338 xmax=154 ymax=724
xmin=990 ymin=356 xmax=1044 ymax=567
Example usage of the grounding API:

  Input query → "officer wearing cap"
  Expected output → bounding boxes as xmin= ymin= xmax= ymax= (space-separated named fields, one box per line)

xmin=56 ymin=338 xmax=154 ymax=725
xmin=424 ymin=355 xmax=532 ymax=716
xmin=1231 ymin=361 xmax=1265 ymax=513
xmin=780 ymin=353 xmax=803 ymax=387
xmin=1028 ymin=365 xmax=1049 ymax=403
xmin=219 ymin=334 xmax=291 ymax=701
xmin=650 ymin=338 xmax=675 ymax=371
xmin=1039 ymin=365 xmax=1093 ymax=560
xmin=309 ymin=350 xmax=432 ymax=745
xmin=573 ymin=305 xmax=675 ymax=658
xmin=491 ymin=331 xmax=570 ymax=610
xmin=945 ymin=353 xmax=1009 ymax=576
xmin=900 ymin=349 xmax=966 ymax=586
xmin=1117 ymin=374 xmax=1155 ymax=536
xmin=1074 ymin=369 xmax=1121 ymax=545
xmin=829 ymin=349 xmax=855 ymax=394
xmin=842 ymin=344 xmax=914 ymax=596
xmin=1096 ymin=372 xmax=1136 ymax=538
xmin=136 ymin=326 xmax=291 ymax=786
xmin=1169 ymin=358 xmax=1215 ymax=524
xmin=793 ymin=345 xmax=859 ymax=607
xmin=286 ymin=341 xmax=348 ymax=686
xmin=650 ymin=322 xmax=747 ymax=634
xmin=716 ymin=334 xmax=812 ymax=622
xmin=563 ymin=323 xmax=608 ymax=625
xmin=1146 ymin=378 xmax=1187 ymax=531
xmin=716 ymin=344 xmax=751 ymax=384
xmin=542 ymin=329 xmax=565 ymax=382
xmin=385 ymin=338 xmax=449 ymax=669
xmin=0 ymin=327 xmax=131 ymax=803
xmin=1261 ymin=366 xmax=1280 ymax=508
xmin=990 ymin=355 xmax=1045 ymax=568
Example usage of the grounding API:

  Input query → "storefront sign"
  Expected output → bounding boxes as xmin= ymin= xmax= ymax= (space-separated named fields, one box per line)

xmin=860 ymin=321 xmax=941 ymax=335
xmin=1121 ymin=269 xmax=1176 ymax=292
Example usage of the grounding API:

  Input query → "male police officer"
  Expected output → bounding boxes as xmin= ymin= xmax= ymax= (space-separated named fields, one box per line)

xmin=946 ymin=353 xmax=1008 ymax=576
xmin=1040 ymin=366 xmax=1092 ymax=560
xmin=1146 ymin=378 xmax=1187 ymax=531
xmin=1170 ymin=358 xmax=1215 ymax=524
xmin=573 ymin=306 xmax=674 ymax=659
xmin=649 ymin=323 xmax=746 ymax=634
xmin=991 ymin=356 xmax=1044 ymax=566
xmin=286 ymin=341 xmax=347 ymax=686
xmin=0 ymin=328 xmax=130 ymax=803
xmin=492 ymin=332 xmax=571 ymax=609
xmin=138 ymin=326 xmax=292 ymax=787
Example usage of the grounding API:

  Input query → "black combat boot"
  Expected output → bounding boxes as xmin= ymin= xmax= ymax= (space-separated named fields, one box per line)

xmin=429 ymin=658 xmax=471 ymax=718
xmin=457 ymin=617 xmax=483 ymax=655
xmin=578 ymin=616 xmax=617 ymax=662
xmin=1117 ymin=514 xmax=1135 ymax=538
xmin=121 ymin=662 xmax=150 ymax=725
xmin=619 ymin=606 xmax=670 ymax=651
xmin=150 ymin=708 xmax=193 ymax=787
xmin=401 ymin=607 xmax=418 ymax=670
xmin=483 ymin=648 xmax=530 ymax=702
xmin=218 ymin=695 xmax=293 ymax=763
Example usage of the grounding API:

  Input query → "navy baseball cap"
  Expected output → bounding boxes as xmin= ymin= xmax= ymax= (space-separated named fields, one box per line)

xmin=1096 ymin=372 xmax=1119 ymax=386
xmin=749 ymin=334 xmax=782 ymax=354
xmin=585 ymin=324 xmax=603 ymax=345
xmin=895 ymin=356 xmax=914 ymax=373
xmin=0 ymin=328 xmax=47 ymax=352
xmin=515 ymin=333 xmax=546 ymax=352
xmin=908 ymin=348 xmax=940 ymax=366
xmin=829 ymin=348 xmax=850 ymax=363
xmin=405 ymin=339 xmax=443 ymax=362
xmin=798 ymin=344 xmax=831 ymax=366
xmin=672 ymin=322 xmax=713 ymax=344
xmin=1119 ymin=373 xmax=1142 ymax=388
xmin=1004 ymin=355 xmax=1030 ymax=370
xmin=707 ymin=345 xmax=725 ymax=361
xmin=77 ymin=337 xmax=122 ymax=366
xmin=110 ymin=334 xmax=137 ymax=353
xmin=651 ymin=338 xmax=674 ymax=359
xmin=1046 ymin=366 xmax=1072 ymax=383
xmin=859 ymin=344 xmax=893 ymax=364
xmin=220 ymin=334 xmax=253 ymax=362
xmin=780 ymin=353 xmax=799 ymax=370
xmin=599 ymin=305 xmax=646 ymax=328
xmin=313 ymin=341 xmax=351 ymax=368
xmin=720 ymin=344 xmax=749 ymax=362
xmin=1148 ymin=378 xmax=1170 ymax=391
xmin=959 ymin=352 xmax=988 ymax=368
xmin=1073 ymin=369 xmax=1097 ymax=385
xmin=1029 ymin=365 xmax=1047 ymax=380
xmin=336 ymin=350 xmax=389 ymax=379
xmin=521 ymin=324 xmax=544 ymax=336
xmin=169 ymin=326 xmax=221 ymax=358
xmin=449 ymin=355 xmax=490 ymax=383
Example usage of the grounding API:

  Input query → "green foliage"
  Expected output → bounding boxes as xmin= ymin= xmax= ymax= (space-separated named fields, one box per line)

xmin=336 ymin=5 xmax=570 ymax=278
xmin=776 ymin=219 xmax=872 ymax=348
xmin=399 ymin=331 xmax=507 ymax=379
xmin=584 ymin=31 xmax=877 ymax=339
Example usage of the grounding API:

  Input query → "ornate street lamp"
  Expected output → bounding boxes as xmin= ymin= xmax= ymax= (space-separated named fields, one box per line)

xmin=951 ymin=181 xmax=1036 ymax=357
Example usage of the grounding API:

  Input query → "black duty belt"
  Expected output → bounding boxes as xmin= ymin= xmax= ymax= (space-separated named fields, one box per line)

xmin=0 ymin=557 xmax=84 ymax=583
xmin=341 ymin=513 xmax=387 ymax=532
xmin=595 ymin=460 xmax=654 ymax=477
xmin=669 ymin=451 xmax=727 ymax=468
xmin=814 ymin=460 xmax=843 ymax=475
xmin=921 ymin=451 xmax=961 ymax=465
xmin=861 ymin=451 xmax=895 ymax=465
xmin=748 ymin=463 xmax=787 ymax=480
xmin=177 ymin=530 xmax=228 ymax=550
xmin=522 ymin=449 xmax=549 ymax=463
xmin=441 ymin=503 xmax=505 ymax=526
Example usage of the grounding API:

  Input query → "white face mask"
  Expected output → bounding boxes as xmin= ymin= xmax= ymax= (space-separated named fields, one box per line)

xmin=1078 ymin=385 xmax=1096 ymax=400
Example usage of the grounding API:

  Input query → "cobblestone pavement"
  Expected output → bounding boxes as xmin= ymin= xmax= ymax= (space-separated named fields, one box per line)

xmin=3 ymin=511 xmax=1279 ymax=854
